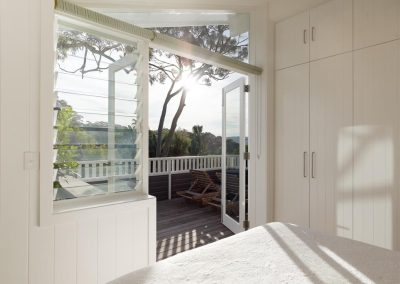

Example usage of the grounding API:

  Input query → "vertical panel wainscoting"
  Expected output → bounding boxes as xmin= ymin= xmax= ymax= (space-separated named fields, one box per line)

xmin=28 ymin=199 xmax=156 ymax=284
xmin=274 ymin=0 xmax=400 ymax=249
xmin=98 ymin=215 xmax=117 ymax=283
xmin=353 ymin=40 xmax=400 ymax=250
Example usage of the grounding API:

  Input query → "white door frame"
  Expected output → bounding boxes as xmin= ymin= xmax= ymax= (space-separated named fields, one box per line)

xmin=67 ymin=1 xmax=272 ymax=229
xmin=222 ymin=77 xmax=246 ymax=234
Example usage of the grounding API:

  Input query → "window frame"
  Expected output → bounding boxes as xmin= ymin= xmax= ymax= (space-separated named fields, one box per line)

xmin=40 ymin=12 xmax=150 ymax=226
xmin=41 ymin=1 xmax=270 ymax=228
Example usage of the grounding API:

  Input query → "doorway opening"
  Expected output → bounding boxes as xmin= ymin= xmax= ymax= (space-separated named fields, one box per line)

xmin=99 ymin=9 xmax=253 ymax=260
xmin=150 ymin=72 xmax=249 ymax=261
xmin=147 ymin=45 xmax=249 ymax=259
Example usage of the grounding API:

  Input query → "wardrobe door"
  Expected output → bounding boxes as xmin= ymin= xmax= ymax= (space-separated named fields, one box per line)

xmin=354 ymin=0 xmax=400 ymax=50
xmin=310 ymin=0 xmax=353 ymax=61
xmin=275 ymin=11 xmax=310 ymax=70
xmin=353 ymin=40 xmax=400 ymax=250
xmin=310 ymin=53 xmax=353 ymax=238
xmin=275 ymin=63 xmax=310 ymax=227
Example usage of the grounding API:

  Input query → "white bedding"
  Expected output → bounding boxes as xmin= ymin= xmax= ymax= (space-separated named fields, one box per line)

xmin=110 ymin=222 xmax=400 ymax=284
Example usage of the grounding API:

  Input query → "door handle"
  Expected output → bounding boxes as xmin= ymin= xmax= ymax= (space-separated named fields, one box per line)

xmin=311 ymin=27 xmax=316 ymax=41
xmin=311 ymin=152 xmax=316 ymax=178
xmin=303 ymin=29 xmax=307 ymax=44
xmin=303 ymin=151 xmax=308 ymax=178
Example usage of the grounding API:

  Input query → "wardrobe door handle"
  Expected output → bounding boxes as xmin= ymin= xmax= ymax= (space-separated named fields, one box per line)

xmin=311 ymin=152 xmax=316 ymax=178
xmin=303 ymin=29 xmax=307 ymax=44
xmin=311 ymin=27 xmax=316 ymax=41
xmin=303 ymin=152 xmax=308 ymax=178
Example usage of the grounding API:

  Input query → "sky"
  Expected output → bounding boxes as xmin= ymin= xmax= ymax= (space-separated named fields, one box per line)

xmin=56 ymin=27 xmax=248 ymax=137
xmin=149 ymin=72 xmax=245 ymax=137
xmin=56 ymin=53 xmax=246 ymax=137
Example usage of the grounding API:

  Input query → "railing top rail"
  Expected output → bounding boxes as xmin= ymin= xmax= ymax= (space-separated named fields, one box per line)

xmin=149 ymin=155 xmax=221 ymax=160
xmin=77 ymin=155 xmax=239 ymax=164
xmin=149 ymin=154 xmax=238 ymax=161
xmin=77 ymin=159 xmax=135 ymax=163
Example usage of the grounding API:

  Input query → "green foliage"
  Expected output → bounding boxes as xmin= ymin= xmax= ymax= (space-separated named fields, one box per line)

xmin=169 ymin=130 xmax=191 ymax=156
xmin=202 ymin=132 xmax=222 ymax=155
xmin=55 ymin=100 xmax=138 ymax=169
xmin=149 ymin=26 xmax=248 ymax=88
xmin=149 ymin=125 xmax=233 ymax=157
xmin=226 ymin=138 xmax=240 ymax=155
xmin=55 ymin=101 xmax=80 ymax=169
xmin=56 ymin=26 xmax=247 ymax=158
xmin=190 ymin=125 xmax=205 ymax=155
xmin=149 ymin=131 xmax=158 ymax=158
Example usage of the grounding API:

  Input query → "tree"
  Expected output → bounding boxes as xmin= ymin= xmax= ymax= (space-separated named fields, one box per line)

xmin=202 ymin=132 xmax=222 ymax=155
xmin=55 ymin=100 xmax=108 ymax=165
xmin=169 ymin=129 xmax=191 ymax=156
xmin=148 ymin=130 xmax=158 ymax=158
xmin=149 ymin=26 xmax=248 ymax=157
xmin=55 ymin=100 xmax=81 ymax=170
xmin=190 ymin=125 xmax=205 ymax=155
xmin=148 ymin=126 xmax=223 ymax=157
xmin=226 ymin=138 xmax=240 ymax=155
xmin=57 ymin=25 xmax=248 ymax=157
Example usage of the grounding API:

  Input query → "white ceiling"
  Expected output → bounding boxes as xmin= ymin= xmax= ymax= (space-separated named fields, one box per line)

xmin=83 ymin=0 xmax=330 ymax=23
xmin=78 ymin=0 xmax=267 ymax=12
xmin=267 ymin=0 xmax=330 ymax=21
xmin=102 ymin=11 xmax=234 ymax=28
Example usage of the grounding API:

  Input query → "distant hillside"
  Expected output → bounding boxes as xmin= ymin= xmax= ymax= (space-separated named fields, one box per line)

xmin=227 ymin=136 xmax=249 ymax=145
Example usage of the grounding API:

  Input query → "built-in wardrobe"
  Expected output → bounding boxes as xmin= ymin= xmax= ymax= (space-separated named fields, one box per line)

xmin=275 ymin=0 xmax=400 ymax=250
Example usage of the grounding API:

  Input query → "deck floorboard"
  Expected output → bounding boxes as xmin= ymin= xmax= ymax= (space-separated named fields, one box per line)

xmin=157 ymin=198 xmax=234 ymax=261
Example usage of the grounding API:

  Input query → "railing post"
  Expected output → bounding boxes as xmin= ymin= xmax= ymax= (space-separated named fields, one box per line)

xmin=168 ymin=159 xmax=172 ymax=200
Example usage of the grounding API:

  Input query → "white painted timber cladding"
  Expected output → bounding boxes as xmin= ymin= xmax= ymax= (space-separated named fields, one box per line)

xmin=0 ymin=1 xmax=156 ymax=284
xmin=274 ymin=0 xmax=400 ymax=250
xmin=0 ymin=0 xmax=272 ymax=283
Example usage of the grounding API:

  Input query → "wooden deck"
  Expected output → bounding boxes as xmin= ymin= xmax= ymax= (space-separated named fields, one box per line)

xmin=157 ymin=198 xmax=234 ymax=261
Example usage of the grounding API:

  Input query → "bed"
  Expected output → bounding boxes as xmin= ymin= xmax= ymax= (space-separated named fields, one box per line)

xmin=110 ymin=222 xmax=400 ymax=284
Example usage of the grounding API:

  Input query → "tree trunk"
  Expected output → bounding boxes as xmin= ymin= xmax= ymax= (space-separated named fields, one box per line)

xmin=161 ymin=89 xmax=187 ymax=156
xmin=156 ymin=95 xmax=171 ymax=157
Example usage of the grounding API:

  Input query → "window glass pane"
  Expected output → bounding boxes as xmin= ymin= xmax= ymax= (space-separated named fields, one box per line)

xmin=54 ymin=26 xmax=143 ymax=201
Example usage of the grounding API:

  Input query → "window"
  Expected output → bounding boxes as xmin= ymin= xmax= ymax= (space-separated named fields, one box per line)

xmin=44 ymin=1 xmax=260 ymax=220
xmin=52 ymin=23 xmax=146 ymax=204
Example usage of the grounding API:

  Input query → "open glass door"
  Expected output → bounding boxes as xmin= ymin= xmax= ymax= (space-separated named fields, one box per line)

xmin=222 ymin=77 xmax=247 ymax=234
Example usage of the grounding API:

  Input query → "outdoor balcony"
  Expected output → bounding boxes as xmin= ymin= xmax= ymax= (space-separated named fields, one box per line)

xmin=54 ymin=155 xmax=239 ymax=260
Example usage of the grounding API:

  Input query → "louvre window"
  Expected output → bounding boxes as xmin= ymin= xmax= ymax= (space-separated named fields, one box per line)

xmin=53 ymin=25 xmax=144 ymax=202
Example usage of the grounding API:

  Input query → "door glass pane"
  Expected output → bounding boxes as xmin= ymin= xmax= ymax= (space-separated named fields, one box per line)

xmin=225 ymin=87 xmax=241 ymax=221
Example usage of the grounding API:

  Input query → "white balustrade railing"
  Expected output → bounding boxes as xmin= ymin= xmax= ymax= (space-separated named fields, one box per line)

xmin=149 ymin=155 xmax=239 ymax=176
xmin=149 ymin=155 xmax=239 ymax=199
xmin=75 ymin=159 xmax=137 ymax=182
xmin=71 ymin=155 xmax=239 ymax=199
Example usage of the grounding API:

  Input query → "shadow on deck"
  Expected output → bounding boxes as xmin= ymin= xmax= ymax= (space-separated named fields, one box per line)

xmin=157 ymin=198 xmax=234 ymax=261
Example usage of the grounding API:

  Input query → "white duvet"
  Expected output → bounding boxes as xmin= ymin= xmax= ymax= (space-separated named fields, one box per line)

xmin=110 ymin=222 xmax=400 ymax=284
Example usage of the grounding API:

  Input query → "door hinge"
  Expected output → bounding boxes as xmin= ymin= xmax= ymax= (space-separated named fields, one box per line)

xmin=243 ymin=220 xmax=250 ymax=230
xmin=244 ymin=85 xmax=250 ymax=92
xmin=243 ymin=152 xmax=250 ymax=160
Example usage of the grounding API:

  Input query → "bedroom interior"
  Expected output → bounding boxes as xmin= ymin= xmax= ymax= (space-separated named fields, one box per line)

xmin=1 ymin=0 xmax=400 ymax=283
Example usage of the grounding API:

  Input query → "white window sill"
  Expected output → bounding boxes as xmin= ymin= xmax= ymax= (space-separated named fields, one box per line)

xmin=54 ymin=191 xmax=153 ymax=214
xmin=41 ymin=192 xmax=156 ymax=226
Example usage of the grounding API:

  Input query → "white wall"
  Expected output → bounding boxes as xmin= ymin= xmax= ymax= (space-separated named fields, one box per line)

xmin=0 ymin=0 xmax=273 ymax=283
xmin=268 ymin=0 xmax=330 ymax=21
xmin=272 ymin=0 xmax=400 ymax=251
xmin=0 ymin=1 xmax=156 ymax=284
